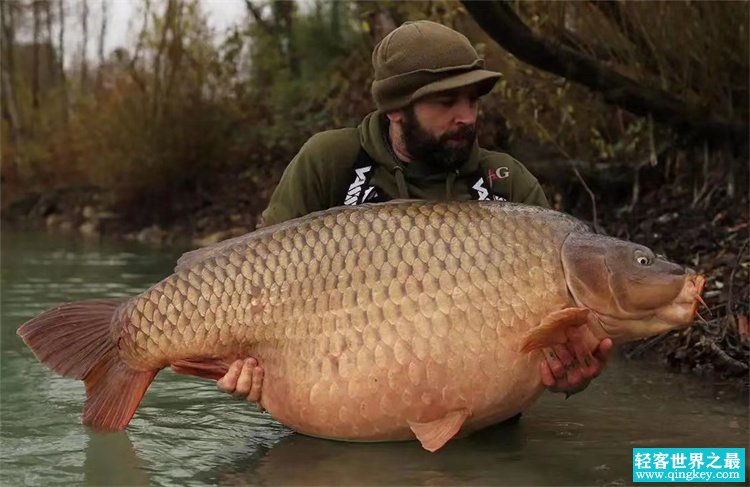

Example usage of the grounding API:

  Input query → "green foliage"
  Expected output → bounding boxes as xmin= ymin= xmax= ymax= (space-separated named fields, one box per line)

xmin=241 ymin=1 xmax=368 ymax=159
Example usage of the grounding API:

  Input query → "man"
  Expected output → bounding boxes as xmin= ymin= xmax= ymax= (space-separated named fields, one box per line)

xmin=218 ymin=21 xmax=612 ymax=409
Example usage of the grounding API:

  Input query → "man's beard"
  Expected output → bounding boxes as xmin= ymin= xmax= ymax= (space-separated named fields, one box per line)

xmin=401 ymin=107 xmax=477 ymax=171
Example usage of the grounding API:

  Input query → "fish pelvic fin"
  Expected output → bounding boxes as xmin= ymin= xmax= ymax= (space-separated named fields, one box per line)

xmin=17 ymin=299 xmax=157 ymax=430
xmin=520 ymin=307 xmax=591 ymax=353
xmin=170 ymin=357 xmax=233 ymax=380
xmin=408 ymin=409 xmax=471 ymax=452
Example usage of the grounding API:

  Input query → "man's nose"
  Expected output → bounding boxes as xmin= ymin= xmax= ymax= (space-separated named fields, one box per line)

xmin=453 ymin=97 xmax=477 ymax=125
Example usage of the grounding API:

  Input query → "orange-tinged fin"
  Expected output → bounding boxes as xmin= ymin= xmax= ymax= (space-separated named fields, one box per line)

xmin=17 ymin=299 xmax=157 ymax=430
xmin=83 ymin=353 xmax=157 ymax=430
xmin=408 ymin=409 xmax=471 ymax=452
xmin=171 ymin=358 xmax=233 ymax=380
xmin=520 ymin=307 xmax=591 ymax=353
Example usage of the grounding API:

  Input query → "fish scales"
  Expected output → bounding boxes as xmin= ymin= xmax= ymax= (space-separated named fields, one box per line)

xmin=118 ymin=201 xmax=577 ymax=440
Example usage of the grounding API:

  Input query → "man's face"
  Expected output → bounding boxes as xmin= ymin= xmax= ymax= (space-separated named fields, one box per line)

xmin=400 ymin=85 xmax=479 ymax=170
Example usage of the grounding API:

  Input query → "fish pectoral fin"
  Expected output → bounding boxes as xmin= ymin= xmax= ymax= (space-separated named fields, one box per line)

xmin=170 ymin=358 xmax=234 ymax=381
xmin=408 ymin=409 xmax=471 ymax=453
xmin=520 ymin=307 xmax=592 ymax=353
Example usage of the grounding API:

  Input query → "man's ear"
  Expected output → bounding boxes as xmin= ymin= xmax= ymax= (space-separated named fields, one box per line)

xmin=386 ymin=110 xmax=404 ymax=123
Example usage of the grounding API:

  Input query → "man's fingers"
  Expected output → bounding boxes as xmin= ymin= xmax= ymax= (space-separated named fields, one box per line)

xmin=541 ymin=334 xmax=612 ymax=396
xmin=247 ymin=366 xmax=264 ymax=403
xmin=572 ymin=341 xmax=598 ymax=378
xmin=593 ymin=338 xmax=614 ymax=363
xmin=233 ymin=358 xmax=258 ymax=398
xmin=540 ymin=361 xmax=557 ymax=387
xmin=553 ymin=344 xmax=577 ymax=371
xmin=540 ymin=361 xmax=571 ymax=392
xmin=217 ymin=359 xmax=244 ymax=393
xmin=542 ymin=347 xmax=566 ymax=381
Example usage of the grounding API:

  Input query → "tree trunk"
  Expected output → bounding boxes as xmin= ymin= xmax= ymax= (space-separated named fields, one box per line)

xmin=126 ymin=0 xmax=149 ymax=93
xmin=272 ymin=1 xmax=299 ymax=77
xmin=58 ymin=0 xmax=69 ymax=125
xmin=0 ymin=1 xmax=28 ymax=178
xmin=32 ymin=0 xmax=41 ymax=109
xmin=96 ymin=0 xmax=107 ymax=90
xmin=363 ymin=7 xmax=396 ymax=46
xmin=460 ymin=1 xmax=748 ymax=150
xmin=330 ymin=1 xmax=341 ymax=46
xmin=80 ymin=0 xmax=89 ymax=89
xmin=45 ymin=0 xmax=56 ymax=84
xmin=152 ymin=0 xmax=177 ymax=120
xmin=163 ymin=0 xmax=185 ymax=103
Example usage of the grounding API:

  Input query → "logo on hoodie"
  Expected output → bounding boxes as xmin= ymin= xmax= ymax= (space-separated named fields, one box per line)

xmin=488 ymin=167 xmax=510 ymax=182
xmin=471 ymin=177 xmax=505 ymax=201
xmin=344 ymin=165 xmax=379 ymax=205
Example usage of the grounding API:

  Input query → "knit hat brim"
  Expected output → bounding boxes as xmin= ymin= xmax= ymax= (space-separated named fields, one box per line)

xmin=410 ymin=68 xmax=501 ymax=103
xmin=374 ymin=68 xmax=501 ymax=113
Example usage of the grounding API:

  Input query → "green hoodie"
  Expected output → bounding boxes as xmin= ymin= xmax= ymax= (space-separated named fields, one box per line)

xmin=259 ymin=112 xmax=549 ymax=227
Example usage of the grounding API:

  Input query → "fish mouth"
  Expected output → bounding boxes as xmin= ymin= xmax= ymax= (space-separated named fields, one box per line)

xmin=657 ymin=272 xmax=707 ymax=326
xmin=594 ymin=272 xmax=708 ymax=343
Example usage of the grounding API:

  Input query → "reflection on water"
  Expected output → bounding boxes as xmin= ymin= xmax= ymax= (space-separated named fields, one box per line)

xmin=1 ymin=230 xmax=748 ymax=486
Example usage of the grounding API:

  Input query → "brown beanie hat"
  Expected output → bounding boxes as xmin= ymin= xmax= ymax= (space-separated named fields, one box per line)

xmin=371 ymin=20 xmax=501 ymax=113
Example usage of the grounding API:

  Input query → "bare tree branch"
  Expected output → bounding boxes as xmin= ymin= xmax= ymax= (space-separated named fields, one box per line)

xmin=0 ymin=1 xmax=28 ymax=177
xmin=81 ymin=0 xmax=89 ymax=88
xmin=58 ymin=0 xmax=69 ymax=125
xmin=32 ymin=0 xmax=41 ymax=109
xmin=589 ymin=0 xmax=652 ymax=59
xmin=45 ymin=0 xmax=56 ymax=84
xmin=127 ymin=0 xmax=149 ymax=93
xmin=461 ymin=1 xmax=748 ymax=148
xmin=244 ymin=0 xmax=274 ymax=36
xmin=96 ymin=0 xmax=108 ymax=90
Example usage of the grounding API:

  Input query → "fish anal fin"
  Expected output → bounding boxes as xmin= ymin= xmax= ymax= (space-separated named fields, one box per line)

xmin=408 ymin=409 xmax=471 ymax=452
xmin=83 ymin=354 xmax=157 ymax=430
xmin=170 ymin=358 xmax=233 ymax=381
xmin=520 ymin=307 xmax=591 ymax=353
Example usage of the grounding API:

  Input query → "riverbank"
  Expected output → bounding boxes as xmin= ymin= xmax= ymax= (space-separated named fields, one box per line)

xmin=2 ymin=172 xmax=748 ymax=387
xmin=1 ymin=169 xmax=275 ymax=247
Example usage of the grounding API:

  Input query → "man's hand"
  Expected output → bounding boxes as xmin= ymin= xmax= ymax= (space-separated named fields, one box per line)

xmin=539 ymin=326 xmax=613 ymax=395
xmin=217 ymin=358 xmax=265 ymax=409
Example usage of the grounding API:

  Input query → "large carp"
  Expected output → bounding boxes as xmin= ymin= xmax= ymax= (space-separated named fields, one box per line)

xmin=18 ymin=201 xmax=705 ymax=452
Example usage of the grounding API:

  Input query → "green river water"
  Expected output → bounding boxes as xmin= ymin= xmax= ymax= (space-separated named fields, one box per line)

xmin=1 ymin=230 xmax=747 ymax=486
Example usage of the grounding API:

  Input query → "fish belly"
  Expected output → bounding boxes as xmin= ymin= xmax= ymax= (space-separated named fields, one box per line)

xmin=260 ymin=333 xmax=546 ymax=441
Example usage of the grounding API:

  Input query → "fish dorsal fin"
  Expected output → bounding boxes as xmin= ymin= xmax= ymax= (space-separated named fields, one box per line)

xmin=408 ymin=409 xmax=471 ymax=452
xmin=520 ymin=307 xmax=591 ymax=353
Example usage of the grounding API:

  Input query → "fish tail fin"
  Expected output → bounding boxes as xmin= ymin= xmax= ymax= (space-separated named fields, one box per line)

xmin=17 ymin=299 xmax=157 ymax=430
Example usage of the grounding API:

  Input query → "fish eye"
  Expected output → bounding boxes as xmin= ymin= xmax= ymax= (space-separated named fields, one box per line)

xmin=634 ymin=250 xmax=653 ymax=266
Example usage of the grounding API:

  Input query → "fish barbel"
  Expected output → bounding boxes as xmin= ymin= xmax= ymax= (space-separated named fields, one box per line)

xmin=18 ymin=201 xmax=705 ymax=451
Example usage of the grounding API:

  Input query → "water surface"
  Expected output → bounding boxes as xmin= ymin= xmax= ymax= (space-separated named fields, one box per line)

xmin=1 ymin=230 xmax=747 ymax=486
